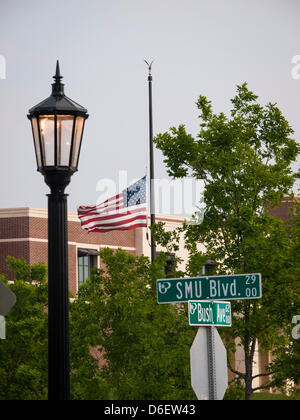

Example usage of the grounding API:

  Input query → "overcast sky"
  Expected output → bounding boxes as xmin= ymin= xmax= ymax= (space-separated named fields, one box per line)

xmin=0 ymin=0 xmax=299 ymax=215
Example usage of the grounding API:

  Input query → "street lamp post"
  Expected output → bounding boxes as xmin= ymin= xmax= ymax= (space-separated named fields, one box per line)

xmin=28 ymin=61 xmax=88 ymax=400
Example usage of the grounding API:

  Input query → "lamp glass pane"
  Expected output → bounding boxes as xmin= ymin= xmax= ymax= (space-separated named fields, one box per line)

xmin=57 ymin=115 xmax=74 ymax=166
xmin=31 ymin=117 xmax=42 ymax=168
xmin=71 ymin=116 xmax=84 ymax=168
xmin=39 ymin=116 xmax=55 ymax=166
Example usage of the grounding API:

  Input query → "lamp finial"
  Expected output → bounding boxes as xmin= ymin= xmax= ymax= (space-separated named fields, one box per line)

xmin=52 ymin=60 xmax=64 ymax=96
xmin=54 ymin=60 xmax=63 ymax=81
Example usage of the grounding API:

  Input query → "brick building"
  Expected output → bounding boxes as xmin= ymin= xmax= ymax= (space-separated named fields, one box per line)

xmin=268 ymin=196 xmax=297 ymax=222
xmin=0 ymin=207 xmax=189 ymax=295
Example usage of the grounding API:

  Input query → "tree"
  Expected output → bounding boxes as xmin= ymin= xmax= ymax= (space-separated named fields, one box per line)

xmin=0 ymin=257 xmax=48 ymax=400
xmin=0 ymin=251 xmax=197 ymax=400
xmin=153 ymin=83 xmax=300 ymax=399
xmin=0 ymin=257 xmax=106 ymax=400
xmin=76 ymin=248 xmax=196 ymax=400
xmin=267 ymin=201 xmax=300 ymax=391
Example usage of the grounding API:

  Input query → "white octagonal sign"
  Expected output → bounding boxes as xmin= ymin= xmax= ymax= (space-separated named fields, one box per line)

xmin=190 ymin=327 xmax=228 ymax=400
xmin=0 ymin=280 xmax=16 ymax=316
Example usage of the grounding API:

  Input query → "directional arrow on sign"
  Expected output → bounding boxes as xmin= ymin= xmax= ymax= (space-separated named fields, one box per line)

xmin=0 ymin=279 xmax=16 ymax=316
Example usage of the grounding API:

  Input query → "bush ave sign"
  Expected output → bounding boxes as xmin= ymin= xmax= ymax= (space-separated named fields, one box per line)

xmin=188 ymin=300 xmax=231 ymax=327
xmin=157 ymin=273 xmax=261 ymax=304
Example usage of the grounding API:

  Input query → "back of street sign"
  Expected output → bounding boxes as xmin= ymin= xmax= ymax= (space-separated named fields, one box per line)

xmin=190 ymin=327 xmax=228 ymax=400
xmin=0 ymin=279 xmax=16 ymax=316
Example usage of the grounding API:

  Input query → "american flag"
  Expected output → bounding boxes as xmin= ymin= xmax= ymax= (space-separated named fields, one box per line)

xmin=77 ymin=176 xmax=147 ymax=232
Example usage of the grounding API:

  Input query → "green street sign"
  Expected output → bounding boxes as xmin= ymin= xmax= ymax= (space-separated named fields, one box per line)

xmin=188 ymin=300 xmax=231 ymax=327
xmin=157 ymin=273 xmax=261 ymax=304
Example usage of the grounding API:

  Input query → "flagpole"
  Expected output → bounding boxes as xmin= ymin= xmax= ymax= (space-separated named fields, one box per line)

xmin=145 ymin=60 xmax=156 ymax=264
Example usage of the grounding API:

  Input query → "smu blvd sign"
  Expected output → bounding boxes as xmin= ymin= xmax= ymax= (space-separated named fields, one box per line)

xmin=157 ymin=273 xmax=262 ymax=304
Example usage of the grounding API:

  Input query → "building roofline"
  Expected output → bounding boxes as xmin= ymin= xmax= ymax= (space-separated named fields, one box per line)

xmin=0 ymin=207 xmax=187 ymax=224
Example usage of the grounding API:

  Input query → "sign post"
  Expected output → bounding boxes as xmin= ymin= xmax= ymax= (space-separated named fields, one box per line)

xmin=190 ymin=326 xmax=228 ymax=400
xmin=207 ymin=326 xmax=217 ymax=400
xmin=188 ymin=301 xmax=231 ymax=400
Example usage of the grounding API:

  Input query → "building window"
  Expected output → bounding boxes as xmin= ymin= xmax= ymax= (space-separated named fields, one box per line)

xmin=202 ymin=260 xmax=216 ymax=276
xmin=156 ymin=252 xmax=176 ymax=278
xmin=78 ymin=249 xmax=98 ymax=286
xmin=165 ymin=253 xmax=176 ymax=278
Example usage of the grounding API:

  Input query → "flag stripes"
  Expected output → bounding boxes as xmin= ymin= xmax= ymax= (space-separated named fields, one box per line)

xmin=78 ymin=177 xmax=147 ymax=233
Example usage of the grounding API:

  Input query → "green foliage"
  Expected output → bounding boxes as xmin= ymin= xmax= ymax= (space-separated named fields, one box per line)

xmin=223 ymin=379 xmax=245 ymax=400
xmin=75 ymin=248 xmax=196 ymax=400
xmin=0 ymin=257 xmax=109 ymax=400
xmin=154 ymin=83 xmax=300 ymax=399
xmin=69 ymin=295 xmax=110 ymax=400
xmin=0 ymin=251 xmax=199 ymax=400
xmin=0 ymin=257 xmax=48 ymax=400
xmin=270 ymin=338 xmax=300 ymax=390
xmin=261 ymin=201 xmax=300 ymax=390
xmin=268 ymin=202 xmax=300 ymax=389
xmin=251 ymin=391 xmax=300 ymax=400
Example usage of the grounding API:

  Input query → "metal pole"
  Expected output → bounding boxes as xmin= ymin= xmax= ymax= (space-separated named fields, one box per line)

xmin=145 ymin=60 xmax=156 ymax=264
xmin=46 ymin=171 xmax=71 ymax=400
xmin=206 ymin=326 xmax=217 ymax=400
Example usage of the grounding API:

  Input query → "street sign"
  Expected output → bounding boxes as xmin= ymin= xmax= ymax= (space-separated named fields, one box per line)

xmin=190 ymin=327 xmax=228 ymax=400
xmin=188 ymin=300 xmax=231 ymax=327
xmin=0 ymin=279 xmax=16 ymax=316
xmin=157 ymin=273 xmax=261 ymax=304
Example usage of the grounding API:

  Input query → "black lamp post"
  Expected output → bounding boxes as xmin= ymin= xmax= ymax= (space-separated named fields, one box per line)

xmin=28 ymin=61 xmax=88 ymax=400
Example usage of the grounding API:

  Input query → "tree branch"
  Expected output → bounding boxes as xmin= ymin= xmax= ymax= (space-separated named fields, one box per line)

xmin=252 ymin=371 xmax=275 ymax=380
xmin=252 ymin=383 xmax=273 ymax=392
xmin=227 ymin=359 xmax=246 ymax=380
